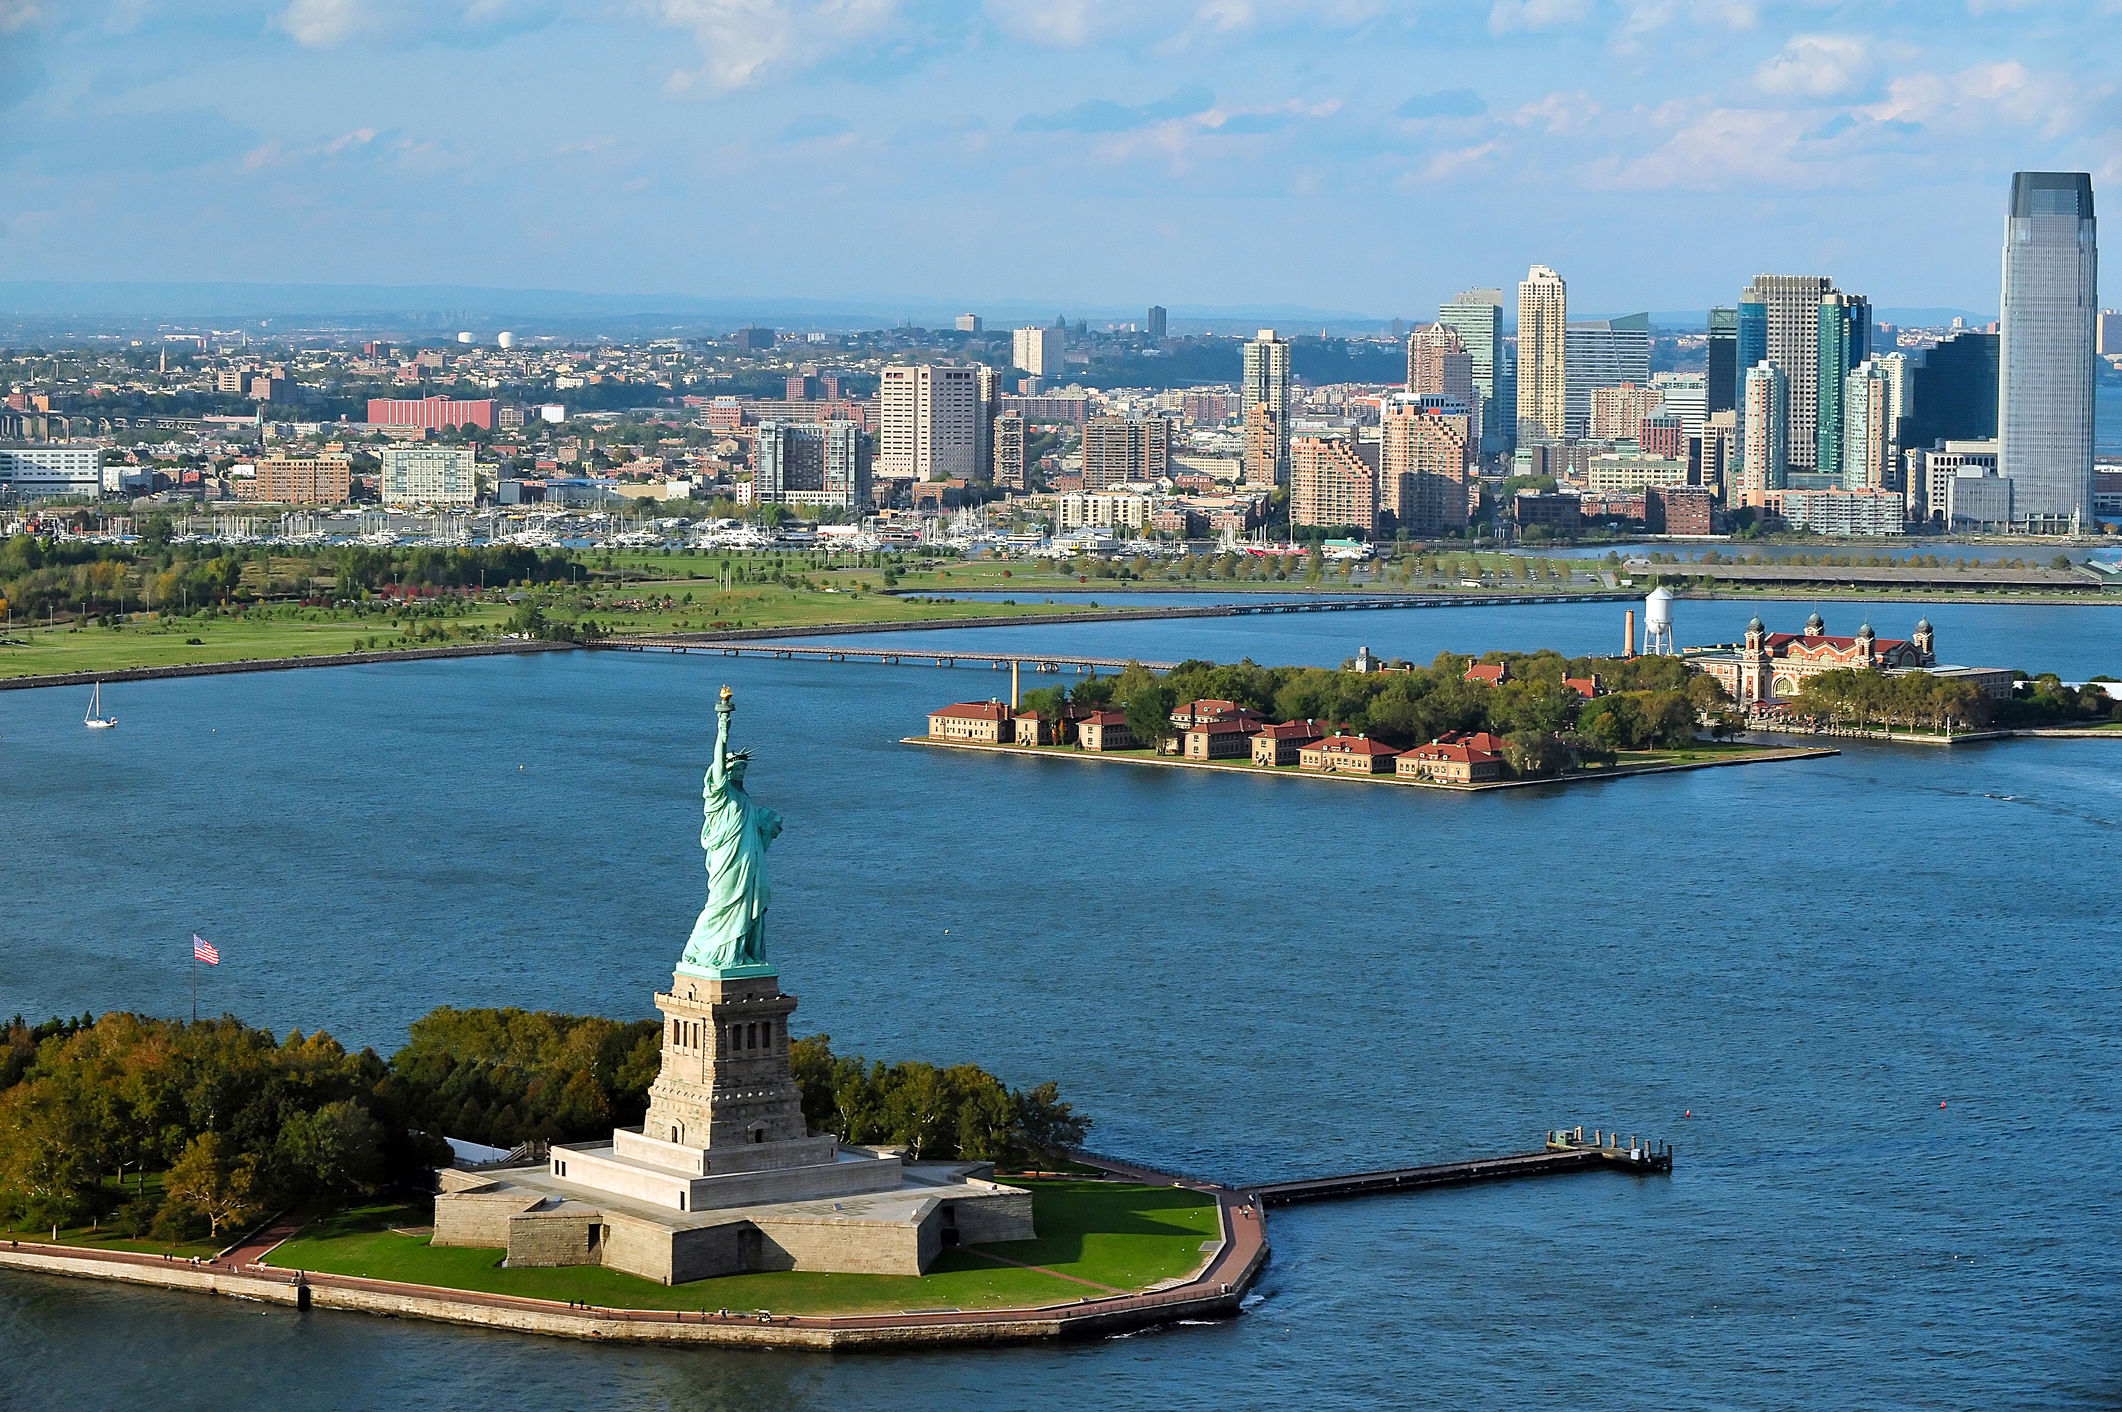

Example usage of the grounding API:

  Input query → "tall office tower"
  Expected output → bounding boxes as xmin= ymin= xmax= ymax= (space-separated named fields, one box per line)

xmin=1379 ymin=395 xmax=1472 ymax=535
xmin=1146 ymin=306 xmax=1168 ymax=342
xmin=1841 ymin=363 xmax=1895 ymax=490
xmin=955 ymin=313 xmax=983 ymax=333
xmin=1737 ymin=274 xmax=1837 ymax=472
xmin=992 ymin=413 xmax=1027 ymax=489
xmin=1289 ymin=436 xmax=1378 ymax=533
xmin=1815 ymin=291 xmax=1872 ymax=479
xmin=1011 ymin=326 xmax=1065 ymax=377
xmin=754 ymin=420 xmax=871 ymax=508
xmin=877 ymin=364 xmax=979 ymax=480
xmin=1999 ymin=171 xmax=2097 ymax=526
xmin=1904 ymin=330 xmax=2000 ymax=451
xmin=1563 ymin=314 xmax=1650 ymax=437
xmin=1737 ymin=361 xmax=1789 ymax=508
xmin=1437 ymin=289 xmax=1508 ymax=452
xmin=1706 ymin=307 xmax=1738 ymax=413
xmin=2098 ymin=309 xmax=2121 ymax=356
xmin=1081 ymin=416 xmax=1171 ymax=491
xmin=1651 ymin=371 xmax=1708 ymax=444
xmin=973 ymin=364 xmax=1001 ymax=482
xmin=1405 ymin=323 xmax=1478 ymax=443
xmin=1242 ymin=329 xmax=1292 ymax=485
xmin=1516 ymin=267 xmax=1567 ymax=440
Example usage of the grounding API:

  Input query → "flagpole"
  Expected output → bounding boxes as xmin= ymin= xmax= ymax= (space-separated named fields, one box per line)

xmin=192 ymin=944 xmax=197 ymax=1025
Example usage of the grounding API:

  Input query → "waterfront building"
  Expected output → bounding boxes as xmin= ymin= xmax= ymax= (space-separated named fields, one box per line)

xmin=754 ymin=420 xmax=870 ymax=509
xmin=0 ymin=444 xmax=103 ymax=499
xmin=1647 ymin=485 xmax=1715 ymax=535
xmin=1081 ymin=415 xmax=1171 ymax=491
xmin=1406 ymin=323 xmax=1479 ymax=443
xmin=1998 ymin=171 xmax=2098 ymax=527
xmin=1290 ymin=435 xmax=1378 ymax=535
xmin=1946 ymin=465 xmax=2016 ymax=531
xmin=1516 ymin=267 xmax=1567 ymax=441
xmin=1437 ymin=289 xmax=1508 ymax=452
xmin=1182 ymin=717 xmax=1264 ymax=759
xmin=1242 ymin=330 xmax=1292 ymax=485
xmin=879 ymin=365 xmax=978 ymax=480
xmin=1251 ymin=718 xmax=1331 ymax=766
xmin=992 ymin=413 xmax=1027 ymax=489
xmin=1706 ymin=307 xmax=1738 ymax=414
xmin=379 ymin=445 xmax=477 ymax=507
xmin=1815 ymin=291 xmax=1872 ymax=480
xmin=1692 ymin=613 xmax=2011 ymax=708
xmin=1078 ymin=710 xmax=1136 ymax=751
xmin=1584 ymin=453 xmax=1689 ymax=494
xmin=1564 ymin=315 xmax=1650 ymax=437
xmin=928 ymin=701 xmax=1013 ymax=742
xmin=1768 ymin=486 xmax=1906 ymax=536
xmin=1589 ymin=383 xmax=1662 ymax=440
xmin=1396 ymin=731 xmax=1504 ymax=783
xmin=1379 ymin=395 xmax=1471 ymax=536
xmin=245 ymin=455 xmax=352 ymax=505
xmin=366 ymin=395 xmax=496 ymax=430
xmin=1514 ymin=491 xmax=1582 ymax=533
xmin=1011 ymin=326 xmax=1065 ymax=377
xmin=1737 ymin=360 xmax=1789 ymax=508
xmin=1299 ymin=735 xmax=1400 ymax=774
xmin=1737 ymin=274 xmax=1835 ymax=472
xmin=2099 ymin=308 xmax=2122 ymax=356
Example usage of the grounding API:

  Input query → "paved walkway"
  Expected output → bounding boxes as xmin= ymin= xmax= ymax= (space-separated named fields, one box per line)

xmin=0 ymin=1153 xmax=1270 ymax=1345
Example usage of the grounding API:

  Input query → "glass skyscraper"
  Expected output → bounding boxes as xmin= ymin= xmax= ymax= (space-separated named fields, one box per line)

xmin=1998 ymin=171 xmax=2097 ymax=526
xmin=1437 ymin=289 xmax=1507 ymax=454
xmin=1706 ymin=307 xmax=1737 ymax=414
xmin=1905 ymin=331 xmax=2000 ymax=450
xmin=1816 ymin=292 xmax=1871 ymax=481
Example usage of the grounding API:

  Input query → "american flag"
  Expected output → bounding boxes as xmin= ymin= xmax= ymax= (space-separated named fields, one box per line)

xmin=192 ymin=934 xmax=219 ymax=965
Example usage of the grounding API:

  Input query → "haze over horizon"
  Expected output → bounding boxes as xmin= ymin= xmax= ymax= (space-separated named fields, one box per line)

xmin=2 ymin=2 xmax=2116 ymax=321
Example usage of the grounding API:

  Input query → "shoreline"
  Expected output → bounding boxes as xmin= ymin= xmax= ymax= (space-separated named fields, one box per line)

xmin=0 ymin=640 xmax=576 ymax=692
xmin=901 ymin=736 xmax=1841 ymax=790
xmin=0 ymin=1156 xmax=1265 ymax=1350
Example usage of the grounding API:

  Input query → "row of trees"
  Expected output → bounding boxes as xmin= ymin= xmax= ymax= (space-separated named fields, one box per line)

xmin=0 ymin=1006 xmax=1092 ymax=1241
xmin=1017 ymin=650 xmax=1723 ymax=776
xmin=1789 ymin=669 xmax=2119 ymax=733
xmin=788 ymin=1035 xmax=1090 ymax=1166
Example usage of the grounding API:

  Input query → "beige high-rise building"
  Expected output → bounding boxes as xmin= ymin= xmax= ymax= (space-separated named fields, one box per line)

xmin=1380 ymin=397 xmax=1470 ymax=536
xmin=1241 ymin=329 xmax=1292 ymax=485
xmin=1406 ymin=324 xmax=1476 ymax=444
xmin=1081 ymin=416 xmax=1171 ymax=491
xmin=1290 ymin=436 xmax=1377 ymax=533
xmin=1515 ymin=266 xmax=1566 ymax=441
xmin=1588 ymin=384 xmax=1663 ymax=440
xmin=878 ymin=364 xmax=979 ymax=480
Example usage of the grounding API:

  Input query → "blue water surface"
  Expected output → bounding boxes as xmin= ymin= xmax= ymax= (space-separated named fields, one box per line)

xmin=1 ymin=614 xmax=2117 ymax=1410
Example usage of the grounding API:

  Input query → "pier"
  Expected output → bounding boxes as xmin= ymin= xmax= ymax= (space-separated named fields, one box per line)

xmin=1249 ymin=1127 xmax=1672 ymax=1207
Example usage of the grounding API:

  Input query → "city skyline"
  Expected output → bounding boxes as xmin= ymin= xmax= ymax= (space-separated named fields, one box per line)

xmin=1 ymin=5 xmax=2118 ymax=316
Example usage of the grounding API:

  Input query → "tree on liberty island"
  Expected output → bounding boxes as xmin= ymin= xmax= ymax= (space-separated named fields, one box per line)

xmin=788 ymin=1035 xmax=1090 ymax=1168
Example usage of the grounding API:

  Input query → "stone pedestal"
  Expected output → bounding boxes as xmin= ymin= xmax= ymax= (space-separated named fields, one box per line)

xmin=644 ymin=969 xmax=808 ymax=1153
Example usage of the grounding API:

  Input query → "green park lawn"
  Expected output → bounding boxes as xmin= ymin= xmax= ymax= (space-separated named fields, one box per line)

xmin=260 ymin=1180 xmax=1218 ymax=1316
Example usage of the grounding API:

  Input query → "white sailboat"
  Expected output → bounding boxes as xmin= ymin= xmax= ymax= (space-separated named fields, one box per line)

xmin=84 ymin=681 xmax=117 ymax=729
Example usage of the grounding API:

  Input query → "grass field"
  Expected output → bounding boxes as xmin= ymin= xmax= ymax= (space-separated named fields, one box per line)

xmin=5 ymin=1173 xmax=225 ymax=1259
xmin=261 ymin=1180 xmax=1218 ymax=1315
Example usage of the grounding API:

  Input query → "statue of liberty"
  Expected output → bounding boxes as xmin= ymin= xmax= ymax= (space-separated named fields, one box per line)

xmin=679 ymin=687 xmax=783 ymax=978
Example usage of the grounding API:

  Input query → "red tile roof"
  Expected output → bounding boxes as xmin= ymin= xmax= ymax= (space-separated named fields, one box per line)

xmin=932 ymin=701 xmax=1013 ymax=722
xmin=1311 ymin=735 xmax=1399 ymax=756
xmin=1464 ymin=663 xmax=1509 ymax=685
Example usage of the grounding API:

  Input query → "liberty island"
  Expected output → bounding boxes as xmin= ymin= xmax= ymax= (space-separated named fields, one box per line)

xmin=430 ymin=687 xmax=1036 ymax=1282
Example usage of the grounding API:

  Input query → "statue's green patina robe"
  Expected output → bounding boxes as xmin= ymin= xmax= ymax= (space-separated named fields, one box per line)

xmin=681 ymin=695 xmax=783 ymax=975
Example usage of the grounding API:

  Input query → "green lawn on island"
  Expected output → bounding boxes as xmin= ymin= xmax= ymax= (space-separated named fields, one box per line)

xmin=6 ymin=1172 xmax=226 ymax=1260
xmin=261 ymin=1180 xmax=1218 ymax=1315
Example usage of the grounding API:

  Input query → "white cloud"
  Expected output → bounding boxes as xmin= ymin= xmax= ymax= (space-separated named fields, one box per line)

xmin=1488 ymin=0 xmax=1592 ymax=37
xmin=275 ymin=0 xmax=555 ymax=49
xmin=655 ymin=0 xmax=901 ymax=90
xmin=1513 ymin=89 xmax=1602 ymax=133
xmin=982 ymin=0 xmax=1126 ymax=46
xmin=1755 ymin=34 xmax=1874 ymax=98
xmin=0 ymin=0 xmax=47 ymax=33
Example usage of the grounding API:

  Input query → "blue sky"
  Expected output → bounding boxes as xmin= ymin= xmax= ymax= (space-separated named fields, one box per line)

xmin=2 ymin=1 xmax=2118 ymax=320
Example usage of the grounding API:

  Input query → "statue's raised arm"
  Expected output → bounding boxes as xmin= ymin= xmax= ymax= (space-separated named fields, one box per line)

xmin=708 ymin=685 xmax=734 ymax=794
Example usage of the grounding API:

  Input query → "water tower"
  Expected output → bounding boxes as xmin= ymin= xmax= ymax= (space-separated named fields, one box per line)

xmin=497 ymin=331 xmax=515 ymax=349
xmin=456 ymin=330 xmax=473 ymax=344
xmin=1643 ymin=586 xmax=1675 ymax=656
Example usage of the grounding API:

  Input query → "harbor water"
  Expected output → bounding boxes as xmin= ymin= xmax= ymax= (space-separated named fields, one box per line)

xmin=2 ymin=599 xmax=2117 ymax=1409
